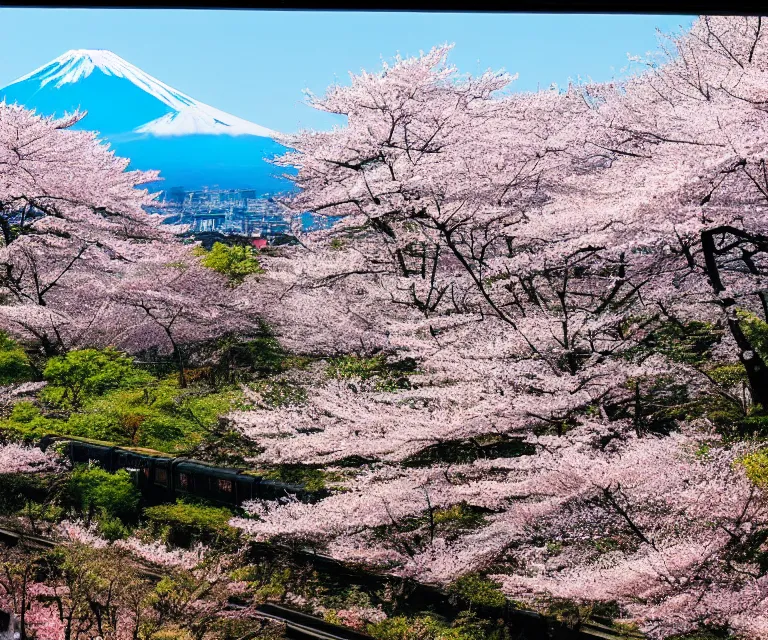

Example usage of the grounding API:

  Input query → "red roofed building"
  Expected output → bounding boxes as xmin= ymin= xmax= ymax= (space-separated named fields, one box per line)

xmin=251 ymin=238 xmax=268 ymax=250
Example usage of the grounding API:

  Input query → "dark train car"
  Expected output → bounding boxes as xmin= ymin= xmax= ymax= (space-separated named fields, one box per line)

xmin=40 ymin=435 xmax=117 ymax=470
xmin=39 ymin=434 xmax=311 ymax=507
xmin=171 ymin=460 xmax=259 ymax=506
xmin=117 ymin=448 xmax=175 ymax=500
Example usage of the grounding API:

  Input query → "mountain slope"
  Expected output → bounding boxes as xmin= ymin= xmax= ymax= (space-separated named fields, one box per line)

xmin=0 ymin=50 xmax=290 ymax=190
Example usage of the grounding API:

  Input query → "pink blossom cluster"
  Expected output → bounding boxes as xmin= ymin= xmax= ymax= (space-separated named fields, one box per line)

xmin=227 ymin=17 xmax=768 ymax=637
xmin=0 ymin=442 xmax=62 ymax=474
xmin=57 ymin=520 xmax=208 ymax=570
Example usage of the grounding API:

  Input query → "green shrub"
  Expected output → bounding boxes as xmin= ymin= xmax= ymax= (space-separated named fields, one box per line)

xmin=68 ymin=465 xmax=140 ymax=523
xmin=0 ymin=401 xmax=61 ymax=441
xmin=143 ymin=500 xmax=237 ymax=547
xmin=432 ymin=504 xmax=489 ymax=537
xmin=0 ymin=472 xmax=50 ymax=514
xmin=367 ymin=612 xmax=509 ymax=640
xmin=42 ymin=348 xmax=152 ymax=408
xmin=739 ymin=448 xmax=768 ymax=487
xmin=327 ymin=354 xmax=417 ymax=392
xmin=738 ymin=310 xmax=768 ymax=363
xmin=0 ymin=332 xmax=34 ymax=384
xmin=219 ymin=325 xmax=312 ymax=380
xmin=639 ymin=320 xmax=723 ymax=366
xmin=708 ymin=363 xmax=748 ymax=388
xmin=195 ymin=242 xmax=264 ymax=284
xmin=97 ymin=513 xmax=132 ymax=541
xmin=544 ymin=598 xmax=596 ymax=628
xmin=449 ymin=574 xmax=507 ymax=609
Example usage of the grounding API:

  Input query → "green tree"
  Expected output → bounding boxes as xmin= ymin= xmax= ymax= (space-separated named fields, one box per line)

xmin=195 ymin=242 xmax=263 ymax=285
xmin=67 ymin=465 xmax=140 ymax=525
xmin=143 ymin=500 xmax=237 ymax=548
xmin=42 ymin=348 xmax=151 ymax=408
xmin=0 ymin=331 xmax=34 ymax=385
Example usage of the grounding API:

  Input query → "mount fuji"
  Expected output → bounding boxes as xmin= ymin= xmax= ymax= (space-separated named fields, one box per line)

xmin=0 ymin=49 xmax=293 ymax=192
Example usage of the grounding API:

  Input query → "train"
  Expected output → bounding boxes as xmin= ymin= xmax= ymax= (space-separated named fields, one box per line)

xmin=39 ymin=435 xmax=309 ymax=507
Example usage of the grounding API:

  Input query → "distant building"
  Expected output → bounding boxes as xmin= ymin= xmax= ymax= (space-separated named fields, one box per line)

xmin=246 ymin=199 xmax=265 ymax=213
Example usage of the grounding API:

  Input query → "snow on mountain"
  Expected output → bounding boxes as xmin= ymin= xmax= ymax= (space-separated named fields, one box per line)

xmin=4 ymin=49 xmax=277 ymax=138
xmin=0 ymin=49 xmax=291 ymax=190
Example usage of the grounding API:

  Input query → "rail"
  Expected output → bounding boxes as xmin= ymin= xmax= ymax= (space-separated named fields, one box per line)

xmin=0 ymin=525 xmax=641 ymax=640
xmin=0 ymin=526 xmax=373 ymax=640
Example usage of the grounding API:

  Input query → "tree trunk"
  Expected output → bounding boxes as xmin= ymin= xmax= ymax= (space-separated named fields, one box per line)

xmin=176 ymin=349 xmax=188 ymax=389
xmin=728 ymin=315 xmax=768 ymax=411
xmin=701 ymin=227 xmax=768 ymax=412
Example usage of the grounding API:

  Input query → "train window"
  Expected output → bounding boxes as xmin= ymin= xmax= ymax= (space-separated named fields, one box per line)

xmin=218 ymin=479 xmax=233 ymax=493
xmin=143 ymin=468 xmax=150 ymax=478
xmin=155 ymin=468 xmax=168 ymax=486
xmin=179 ymin=473 xmax=189 ymax=489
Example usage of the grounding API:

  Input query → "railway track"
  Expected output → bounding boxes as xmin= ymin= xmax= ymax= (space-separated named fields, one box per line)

xmin=0 ymin=526 xmax=374 ymax=640
xmin=0 ymin=525 xmax=641 ymax=640
xmin=238 ymin=604 xmax=375 ymax=640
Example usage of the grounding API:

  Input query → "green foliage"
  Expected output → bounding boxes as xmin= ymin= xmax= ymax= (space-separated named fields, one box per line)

xmin=370 ymin=502 xmax=490 ymax=557
xmin=148 ymin=630 xmax=194 ymax=640
xmin=250 ymin=567 xmax=292 ymax=600
xmin=708 ymin=363 xmax=747 ymax=388
xmin=544 ymin=598 xmax=598 ymax=629
xmin=611 ymin=621 xmax=642 ymax=638
xmin=449 ymin=574 xmax=507 ymax=609
xmin=97 ymin=513 xmax=132 ymax=541
xmin=74 ymin=379 xmax=240 ymax=453
xmin=216 ymin=326 xmax=312 ymax=382
xmin=0 ymin=401 xmax=61 ymax=442
xmin=42 ymin=348 xmax=152 ymax=409
xmin=546 ymin=541 xmax=563 ymax=555
xmin=68 ymin=465 xmax=140 ymax=523
xmin=591 ymin=537 xmax=621 ymax=554
xmin=143 ymin=499 xmax=237 ymax=547
xmin=432 ymin=504 xmax=489 ymax=534
xmin=739 ymin=448 xmax=768 ymax=488
xmin=0 ymin=472 xmax=50 ymax=514
xmin=24 ymin=501 xmax=65 ymax=524
xmin=327 ymin=354 xmax=417 ymax=392
xmin=2 ymin=374 xmax=241 ymax=454
xmin=0 ymin=331 xmax=34 ymax=384
xmin=195 ymin=242 xmax=264 ymax=284
xmin=610 ymin=375 xmax=690 ymax=436
xmin=231 ymin=562 xmax=326 ymax=604
xmin=367 ymin=612 xmax=510 ymax=640
xmin=738 ymin=309 xmax=768 ymax=363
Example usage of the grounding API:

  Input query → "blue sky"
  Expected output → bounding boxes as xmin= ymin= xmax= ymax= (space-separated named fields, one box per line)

xmin=0 ymin=10 xmax=694 ymax=134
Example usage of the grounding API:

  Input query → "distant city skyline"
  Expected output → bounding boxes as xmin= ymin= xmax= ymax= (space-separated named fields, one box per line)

xmin=0 ymin=9 xmax=694 ymax=134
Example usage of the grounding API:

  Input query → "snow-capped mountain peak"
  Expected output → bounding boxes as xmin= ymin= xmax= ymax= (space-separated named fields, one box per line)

xmin=5 ymin=49 xmax=277 ymax=138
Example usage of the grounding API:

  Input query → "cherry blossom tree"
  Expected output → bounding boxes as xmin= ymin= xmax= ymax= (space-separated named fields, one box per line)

xmin=108 ymin=246 xmax=258 ymax=387
xmin=0 ymin=442 xmax=62 ymax=474
xmin=578 ymin=16 xmax=768 ymax=411
xmin=227 ymin=18 xmax=768 ymax=638
xmin=0 ymin=104 xmax=166 ymax=355
xmin=0 ymin=102 xmax=265 ymax=377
